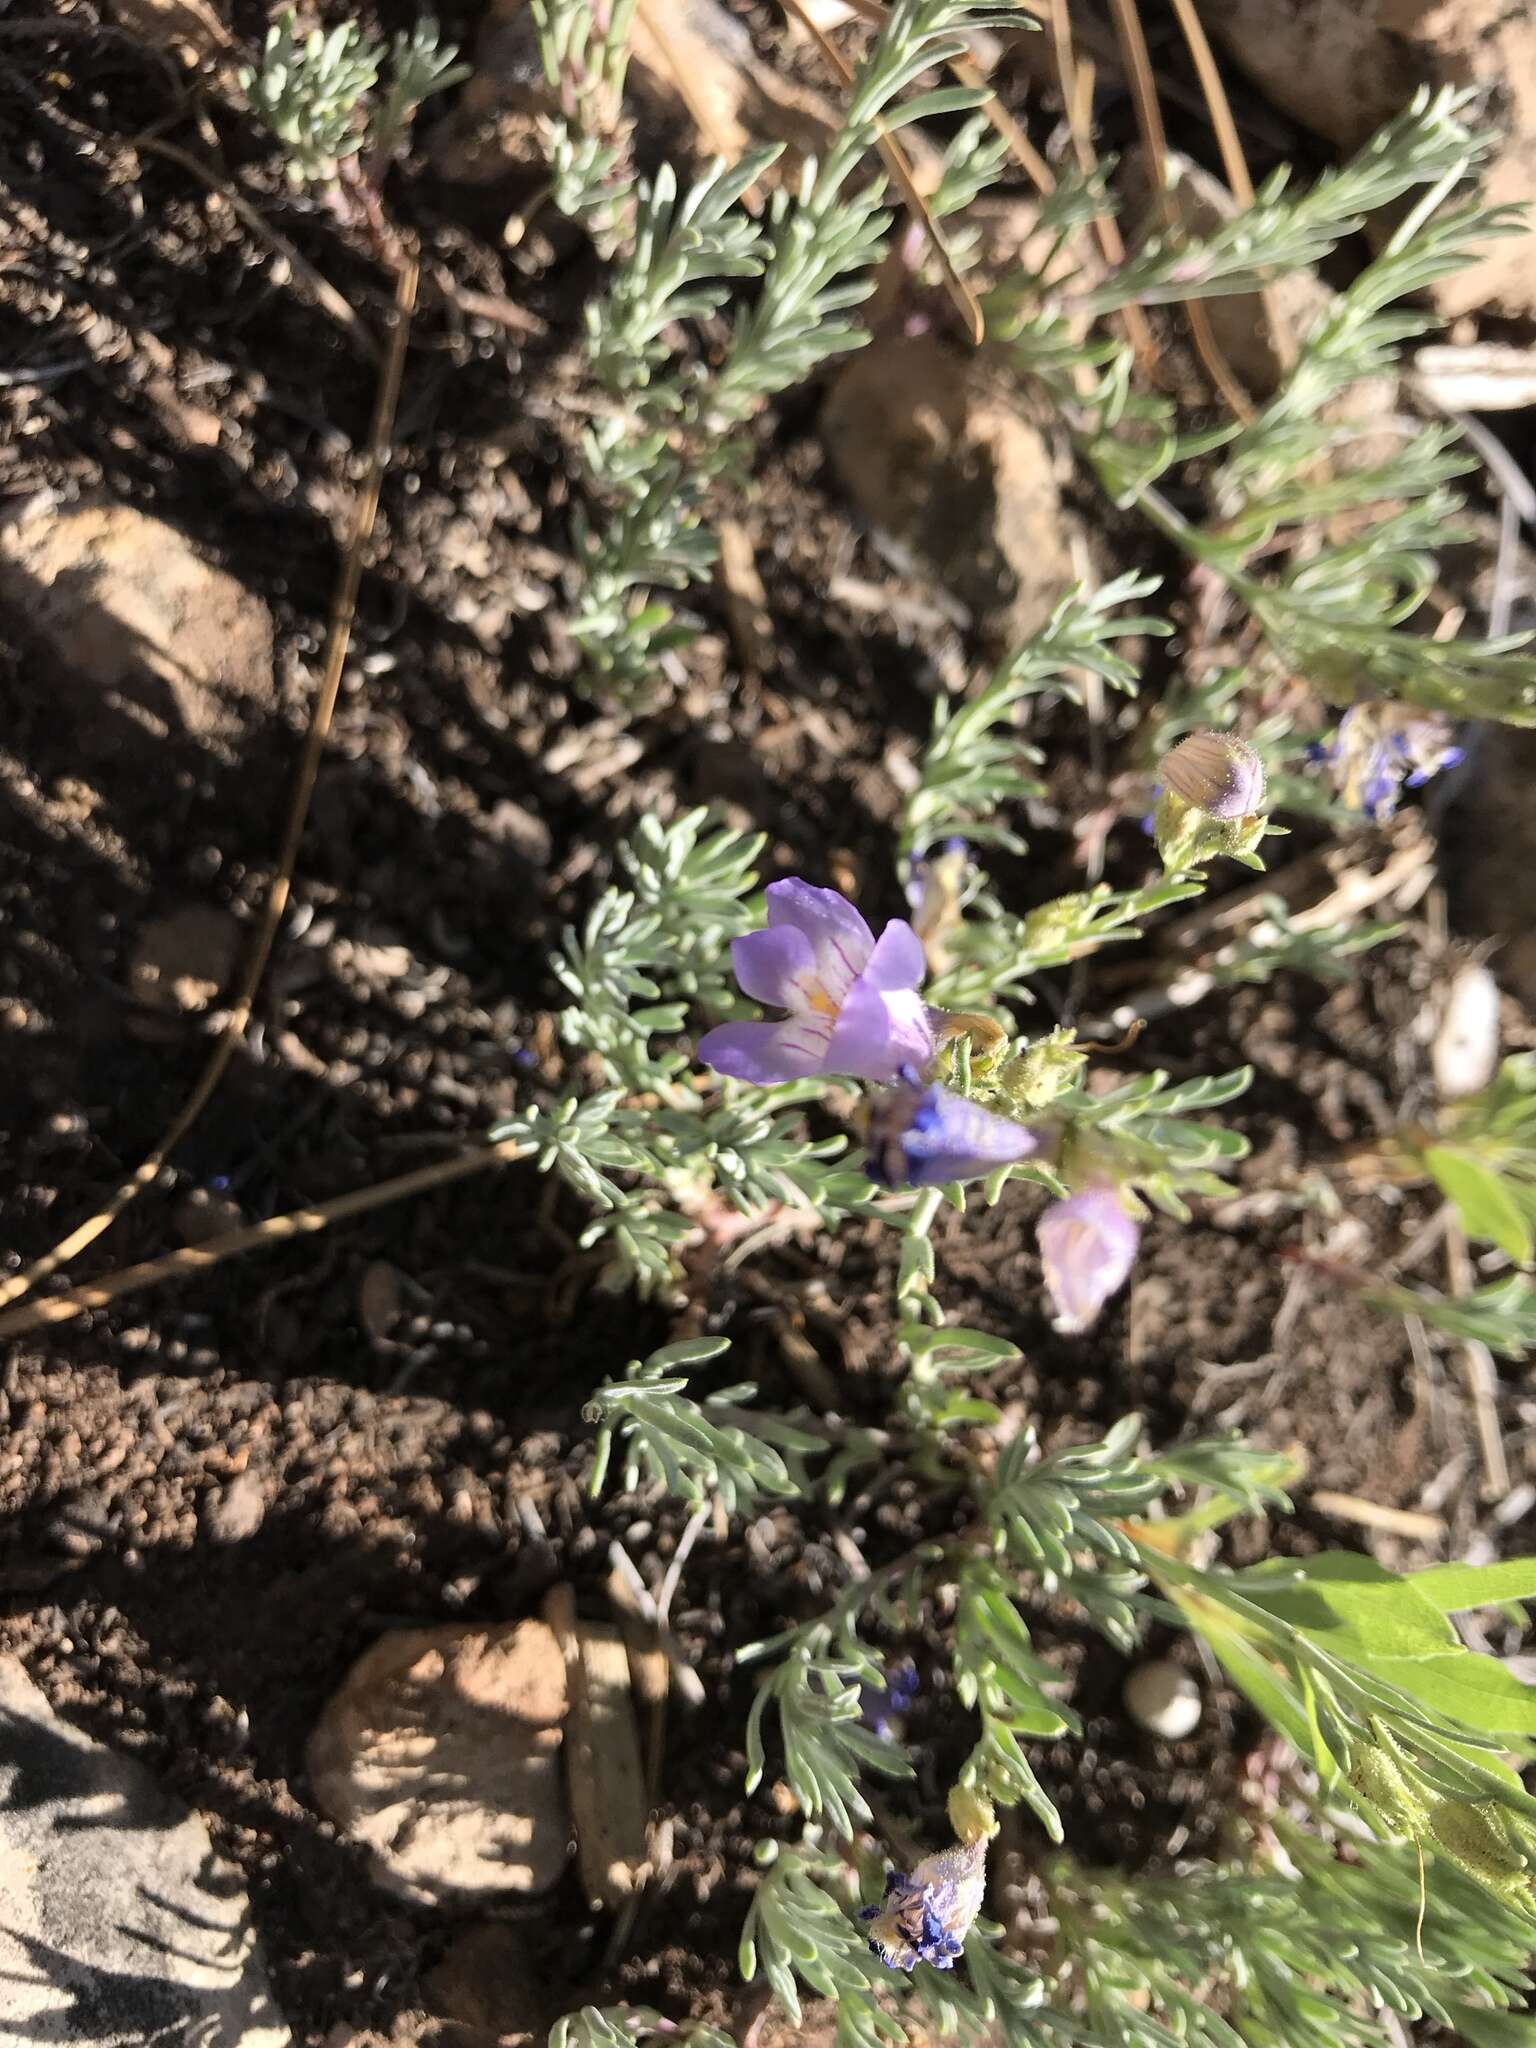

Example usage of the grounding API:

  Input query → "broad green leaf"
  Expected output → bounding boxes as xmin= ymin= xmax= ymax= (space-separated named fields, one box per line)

xmin=1410 ymin=1558 xmax=1536 ymax=1612
xmin=1369 ymin=1651 xmax=1536 ymax=1737
xmin=1424 ymin=1145 xmax=1533 ymax=1264
xmin=1234 ymin=1551 xmax=1458 ymax=1664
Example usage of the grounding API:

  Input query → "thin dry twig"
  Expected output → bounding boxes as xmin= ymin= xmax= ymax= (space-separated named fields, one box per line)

xmin=0 ymin=1132 xmax=531 ymax=1340
xmin=0 ymin=256 xmax=417 ymax=1316
xmin=1445 ymin=1217 xmax=1512 ymax=1502
xmin=656 ymin=1501 xmax=711 ymax=1623
xmin=1164 ymin=0 xmax=1291 ymax=374
xmin=607 ymin=1543 xmax=708 ymax=1707
xmin=1310 ymin=1490 xmax=1446 ymax=1543
xmin=1046 ymin=0 xmax=1156 ymax=370
xmin=1102 ymin=0 xmax=1251 ymax=418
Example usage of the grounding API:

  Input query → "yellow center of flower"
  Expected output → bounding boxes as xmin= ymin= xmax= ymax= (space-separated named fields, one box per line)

xmin=806 ymin=982 xmax=840 ymax=1018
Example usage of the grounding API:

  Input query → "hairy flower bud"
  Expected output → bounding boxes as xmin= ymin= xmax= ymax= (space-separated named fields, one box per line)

xmin=1154 ymin=733 xmax=1269 ymax=873
xmin=1161 ymin=732 xmax=1267 ymax=821
xmin=946 ymin=1783 xmax=998 ymax=1846
xmin=1428 ymin=1799 xmax=1531 ymax=1904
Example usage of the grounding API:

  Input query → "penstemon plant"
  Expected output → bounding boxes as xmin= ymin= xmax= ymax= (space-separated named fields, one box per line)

xmin=475 ymin=657 xmax=1534 ymax=2044
xmin=246 ymin=11 xmax=1536 ymax=2043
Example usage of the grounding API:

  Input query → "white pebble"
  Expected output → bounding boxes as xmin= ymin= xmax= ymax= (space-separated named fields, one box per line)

xmin=1433 ymin=963 xmax=1501 ymax=1103
xmin=1124 ymin=1659 xmax=1202 ymax=1740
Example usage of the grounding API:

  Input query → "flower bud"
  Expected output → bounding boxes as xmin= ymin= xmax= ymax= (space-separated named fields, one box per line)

xmin=947 ymin=1783 xmax=999 ymax=1846
xmin=1000 ymin=1026 xmax=1086 ymax=1113
xmin=1348 ymin=1740 xmax=1428 ymax=1841
xmin=1154 ymin=734 xmax=1269 ymax=873
xmin=1161 ymin=732 xmax=1266 ymax=820
xmin=1428 ymin=1799 xmax=1530 ymax=1902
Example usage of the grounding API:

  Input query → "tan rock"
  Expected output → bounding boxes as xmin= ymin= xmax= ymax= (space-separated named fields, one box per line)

xmin=1207 ymin=0 xmax=1536 ymax=320
xmin=543 ymin=1587 xmax=649 ymax=1910
xmin=0 ymin=499 xmax=274 ymax=759
xmin=128 ymin=904 xmax=243 ymax=1015
xmin=308 ymin=1622 xmax=570 ymax=1906
xmin=820 ymin=334 xmax=1079 ymax=645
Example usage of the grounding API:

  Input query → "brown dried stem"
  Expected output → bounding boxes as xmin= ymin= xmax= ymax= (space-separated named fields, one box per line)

xmin=1102 ymin=0 xmax=1251 ymax=419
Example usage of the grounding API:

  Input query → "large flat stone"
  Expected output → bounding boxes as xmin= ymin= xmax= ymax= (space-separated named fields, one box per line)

xmin=0 ymin=1655 xmax=289 ymax=2046
xmin=307 ymin=1621 xmax=570 ymax=1907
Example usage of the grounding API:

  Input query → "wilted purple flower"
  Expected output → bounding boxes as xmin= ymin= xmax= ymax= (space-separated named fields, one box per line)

xmin=866 ymin=1066 xmax=1042 ymax=1189
xmin=859 ymin=1837 xmax=988 ymax=1973
xmin=1038 ymin=1184 xmax=1139 ymax=1333
xmin=1160 ymin=732 xmax=1266 ymax=821
xmin=1314 ymin=705 xmax=1464 ymax=821
xmin=697 ymin=879 xmax=933 ymax=1087
xmin=859 ymin=1659 xmax=920 ymax=1740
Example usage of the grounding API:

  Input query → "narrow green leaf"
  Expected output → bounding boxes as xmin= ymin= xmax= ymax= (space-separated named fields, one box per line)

xmin=1424 ymin=1146 xmax=1533 ymax=1264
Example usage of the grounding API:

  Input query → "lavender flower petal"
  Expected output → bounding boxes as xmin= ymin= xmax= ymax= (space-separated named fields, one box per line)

xmin=824 ymin=984 xmax=935 ymax=1083
xmin=764 ymin=879 xmax=874 ymax=1006
xmin=696 ymin=1016 xmax=835 ymax=1085
xmin=1038 ymin=1184 xmax=1139 ymax=1333
xmin=862 ymin=1838 xmax=988 ymax=1974
xmin=730 ymin=925 xmax=820 ymax=1009
xmin=867 ymin=1072 xmax=1040 ymax=1188
xmin=860 ymin=919 xmax=927 ymax=991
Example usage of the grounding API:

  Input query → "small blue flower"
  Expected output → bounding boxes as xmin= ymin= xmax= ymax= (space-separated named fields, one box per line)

xmin=1315 ymin=706 xmax=1464 ymax=820
xmin=858 ymin=1838 xmax=988 ymax=1973
xmin=859 ymin=1659 xmax=919 ymax=1740
xmin=865 ymin=1065 xmax=1041 ymax=1189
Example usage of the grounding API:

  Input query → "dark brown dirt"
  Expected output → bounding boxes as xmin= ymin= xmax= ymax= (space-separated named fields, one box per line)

xmin=2 ymin=6 xmax=1534 ymax=2045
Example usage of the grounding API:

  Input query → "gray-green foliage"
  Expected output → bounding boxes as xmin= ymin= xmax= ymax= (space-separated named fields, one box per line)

xmin=240 ymin=9 xmax=464 ymax=184
xmin=541 ymin=0 xmax=1024 ymax=698
xmin=1410 ymin=1054 xmax=1536 ymax=1266
xmin=900 ymin=574 xmax=1164 ymax=860
xmin=493 ymin=809 xmax=874 ymax=1291
xmin=587 ymin=1335 xmax=823 ymax=1511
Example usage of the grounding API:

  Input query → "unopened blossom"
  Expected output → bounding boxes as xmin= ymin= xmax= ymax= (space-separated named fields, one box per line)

xmin=904 ymin=838 xmax=970 ymax=974
xmin=698 ymin=879 xmax=933 ymax=1087
xmin=1154 ymin=733 xmax=1268 ymax=871
xmin=1315 ymin=705 xmax=1464 ymax=820
xmin=865 ymin=1065 xmax=1042 ymax=1189
xmin=859 ymin=1837 xmax=988 ymax=1973
xmin=1038 ymin=1183 xmax=1139 ymax=1333
xmin=1161 ymin=732 xmax=1266 ymax=821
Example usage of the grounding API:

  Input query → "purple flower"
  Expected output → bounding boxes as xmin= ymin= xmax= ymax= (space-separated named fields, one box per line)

xmin=859 ymin=1837 xmax=988 ymax=1973
xmin=1038 ymin=1184 xmax=1139 ymax=1333
xmin=859 ymin=1659 xmax=919 ymax=1740
xmin=1316 ymin=706 xmax=1464 ymax=821
xmin=866 ymin=1067 xmax=1042 ymax=1189
xmin=697 ymin=880 xmax=933 ymax=1086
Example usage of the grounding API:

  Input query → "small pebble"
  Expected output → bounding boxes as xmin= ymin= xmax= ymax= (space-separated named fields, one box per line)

xmin=1124 ymin=1659 xmax=1202 ymax=1740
